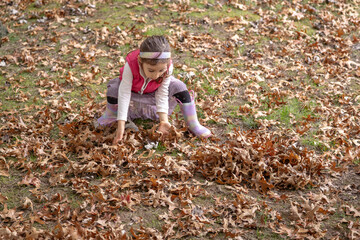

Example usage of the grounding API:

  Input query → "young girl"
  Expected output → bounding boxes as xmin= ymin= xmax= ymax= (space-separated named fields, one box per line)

xmin=97 ymin=35 xmax=211 ymax=144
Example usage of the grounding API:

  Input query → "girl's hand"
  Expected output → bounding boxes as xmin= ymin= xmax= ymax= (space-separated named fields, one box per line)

xmin=113 ymin=120 xmax=125 ymax=145
xmin=158 ymin=121 xmax=171 ymax=136
xmin=157 ymin=112 xmax=170 ymax=136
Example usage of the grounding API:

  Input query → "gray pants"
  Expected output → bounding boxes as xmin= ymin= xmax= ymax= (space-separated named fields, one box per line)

xmin=97 ymin=76 xmax=188 ymax=125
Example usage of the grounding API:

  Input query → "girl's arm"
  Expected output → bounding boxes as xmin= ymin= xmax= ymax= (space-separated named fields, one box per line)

xmin=114 ymin=63 xmax=133 ymax=144
xmin=113 ymin=120 xmax=125 ymax=145
xmin=157 ymin=112 xmax=171 ymax=136
xmin=117 ymin=63 xmax=133 ymax=121
xmin=155 ymin=78 xmax=170 ymax=115
xmin=156 ymin=73 xmax=172 ymax=135
xmin=158 ymin=112 xmax=169 ymax=123
xmin=154 ymin=64 xmax=173 ymax=117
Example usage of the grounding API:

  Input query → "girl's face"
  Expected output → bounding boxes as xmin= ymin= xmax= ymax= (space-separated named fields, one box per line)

xmin=141 ymin=62 xmax=168 ymax=81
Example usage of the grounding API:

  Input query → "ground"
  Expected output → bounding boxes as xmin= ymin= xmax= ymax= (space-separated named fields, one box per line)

xmin=0 ymin=0 xmax=360 ymax=239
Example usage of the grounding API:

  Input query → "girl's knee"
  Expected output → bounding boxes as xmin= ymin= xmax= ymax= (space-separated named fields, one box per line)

xmin=107 ymin=96 xmax=118 ymax=104
xmin=106 ymin=77 xmax=120 ymax=99
xmin=169 ymin=78 xmax=187 ymax=94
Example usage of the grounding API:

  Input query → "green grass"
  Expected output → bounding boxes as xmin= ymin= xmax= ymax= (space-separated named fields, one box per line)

xmin=75 ymin=20 xmax=107 ymax=31
xmin=188 ymin=1 xmax=206 ymax=8
xmin=6 ymin=32 xmax=21 ymax=42
xmin=193 ymin=195 xmax=214 ymax=206
xmin=224 ymin=98 xmax=259 ymax=129
xmin=92 ymin=2 xmax=149 ymax=31
xmin=67 ymin=191 xmax=84 ymax=209
xmin=143 ymin=27 xmax=169 ymax=36
xmin=18 ymin=72 xmax=37 ymax=87
xmin=89 ymin=85 xmax=107 ymax=102
xmin=236 ymin=44 xmax=247 ymax=56
xmin=113 ymin=0 xmax=135 ymax=3
xmin=256 ymin=230 xmax=285 ymax=240
xmin=226 ymin=123 xmax=237 ymax=133
xmin=242 ymin=115 xmax=259 ymax=129
xmin=183 ymin=57 xmax=209 ymax=69
xmin=169 ymin=149 xmax=181 ymax=157
xmin=26 ymin=2 xmax=61 ymax=12
xmin=156 ymin=142 xmax=166 ymax=152
xmin=227 ymin=106 xmax=240 ymax=118
xmin=264 ymin=98 xmax=317 ymax=126
xmin=206 ymin=119 xmax=217 ymax=125
xmin=63 ymin=90 xmax=85 ymax=106
xmin=133 ymin=119 xmax=155 ymax=130
xmin=350 ymin=78 xmax=360 ymax=94
xmin=254 ymin=36 xmax=271 ymax=53
xmin=0 ymin=175 xmax=16 ymax=185
xmin=188 ymin=6 xmax=260 ymax=22
xmin=0 ymin=187 xmax=32 ymax=210
xmin=258 ymin=80 xmax=271 ymax=91
xmin=196 ymin=106 xmax=206 ymax=119
xmin=145 ymin=218 xmax=163 ymax=231
xmin=0 ymin=175 xmax=32 ymax=210
xmin=201 ymin=80 xmax=218 ymax=96
xmin=274 ymin=3 xmax=284 ymax=12
xmin=293 ymin=19 xmax=316 ymax=37
xmin=0 ymin=88 xmax=17 ymax=111
xmin=172 ymin=104 xmax=181 ymax=115
xmin=301 ymin=131 xmax=329 ymax=152
xmin=0 ymin=78 xmax=40 ymax=111
xmin=29 ymin=153 xmax=37 ymax=162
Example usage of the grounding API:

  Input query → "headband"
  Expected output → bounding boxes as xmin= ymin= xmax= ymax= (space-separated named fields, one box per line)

xmin=139 ymin=52 xmax=171 ymax=59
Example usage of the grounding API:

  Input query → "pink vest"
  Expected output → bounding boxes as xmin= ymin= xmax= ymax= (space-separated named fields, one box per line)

xmin=120 ymin=49 xmax=169 ymax=94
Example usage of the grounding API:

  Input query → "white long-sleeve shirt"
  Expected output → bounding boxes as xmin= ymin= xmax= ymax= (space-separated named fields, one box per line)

xmin=117 ymin=62 xmax=173 ymax=121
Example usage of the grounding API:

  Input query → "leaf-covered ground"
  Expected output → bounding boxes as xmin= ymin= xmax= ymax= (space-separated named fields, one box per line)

xmin=0 ymin=0 xmax=360 ymax=239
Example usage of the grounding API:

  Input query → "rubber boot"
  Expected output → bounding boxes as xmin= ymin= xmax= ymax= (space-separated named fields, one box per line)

xmin=97 ymin=103 xmax=118 ymax=127
xmin=97 ymin=103 xmax=139 ymax=132
xmin=179 ymin=98 xmax=211 ymax=138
